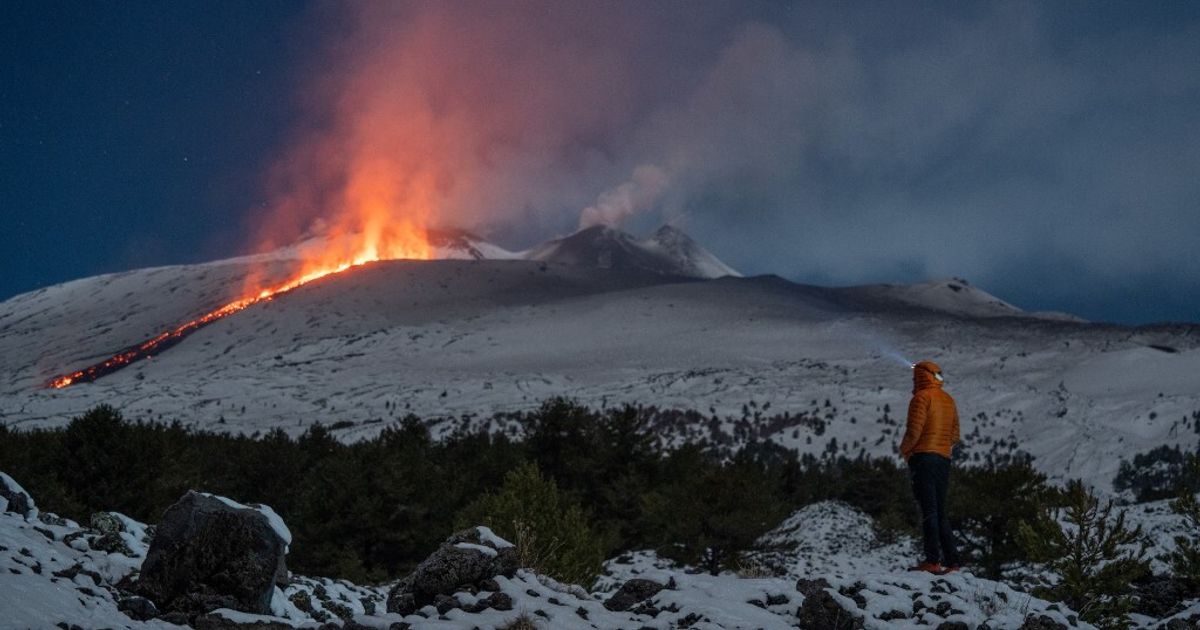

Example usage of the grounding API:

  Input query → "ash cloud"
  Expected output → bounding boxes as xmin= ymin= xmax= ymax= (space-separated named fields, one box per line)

xmin=261 ymin=1 xmax=1200 ymax=323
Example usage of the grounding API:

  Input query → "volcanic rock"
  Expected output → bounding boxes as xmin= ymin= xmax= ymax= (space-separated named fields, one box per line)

xmin=88 ymin=512 xmax=136 ymax=556
xmin=192 ymin=611 xmax=293 ymax=630
xmin=136 ymin=491 xmax=289 ymax=617
xmin=1019 ymin=614 xmax=1068 ymax=630
xmin=796 ymin=577 xmax=862 ymax=630
xmin=385 ymin=526 xmax=519 ymax=615
xmin=0 ymin=472 xmax=36 ymax=520
xmin=117 ymin=595 xmax=159 ymax=621
xmin=602 ymin=578 xmax=666 ymax=612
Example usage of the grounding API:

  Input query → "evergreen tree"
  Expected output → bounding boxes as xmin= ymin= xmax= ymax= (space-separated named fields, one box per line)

xmin=1163 ymin=453 xmax=1200 ymax=591
xmin=642 ymin=444 xmax=789 ymax=575
xmin=951 ymin=458 xmax=1053 ymax=579
xmin=1017 ymin=480 xmax=1150 ymax=628
xmin=456 ymin=462 xmax=606 ymax=587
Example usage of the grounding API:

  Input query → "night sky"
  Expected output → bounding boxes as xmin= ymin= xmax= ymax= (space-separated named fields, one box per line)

xmin=2 ymin=2 xmax=1198 ymax=324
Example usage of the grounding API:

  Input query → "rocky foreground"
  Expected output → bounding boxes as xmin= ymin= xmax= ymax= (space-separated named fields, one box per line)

xmin=2 ymin=472 xmax=1197 ymax=629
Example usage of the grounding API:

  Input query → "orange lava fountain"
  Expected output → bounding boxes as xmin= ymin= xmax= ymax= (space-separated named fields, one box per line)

xmin=46 ymin=221 xmax=432 ymax=389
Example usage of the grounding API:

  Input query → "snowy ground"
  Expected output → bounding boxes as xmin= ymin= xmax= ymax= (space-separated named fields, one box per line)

xmin=5 ymin=484 xmax=1146 ymax=630
xmin=1 ymin=254 xmax=1198 ymax=490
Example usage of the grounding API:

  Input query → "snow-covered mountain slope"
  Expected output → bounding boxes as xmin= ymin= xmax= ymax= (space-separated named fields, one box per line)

xmin=2 ymin=238 xmax=1198 ymax=489
xmin=523 ymin=224 xmax=741 ymax=279
xmin=838 ymin=278 xmax=1084 ymax=322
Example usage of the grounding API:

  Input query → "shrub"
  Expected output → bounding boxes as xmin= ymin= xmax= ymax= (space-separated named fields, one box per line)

xmin=1163 ymin=453 xmax=1200 ymax=590
xmin=456 ymin=462 xmax=606 ymax=587
xmin=1017 ymin=480 xmax=1150 ymax=628
xmin=952 ymin=458 xmax=1054 ymax=579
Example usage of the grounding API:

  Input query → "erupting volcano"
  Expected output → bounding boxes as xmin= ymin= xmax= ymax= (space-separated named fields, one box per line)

xmin=47 ymin=222 xmax=433 ymax=388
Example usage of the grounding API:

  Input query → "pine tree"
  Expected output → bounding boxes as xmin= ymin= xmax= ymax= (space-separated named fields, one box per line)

xmin=1163 ymin=454 xmax=1200 ymax=591
xmin=1017 ymin=480 xmax=1150 ymax=628
xmin=456 ymin=462 xmax=606 ymax=587
xmin=951 ymin=458 xmax=1053 ymax=579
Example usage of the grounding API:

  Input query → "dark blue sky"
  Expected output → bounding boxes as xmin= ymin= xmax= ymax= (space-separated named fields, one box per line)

xmin=2 ymin=2 xmax=1198 ymax=324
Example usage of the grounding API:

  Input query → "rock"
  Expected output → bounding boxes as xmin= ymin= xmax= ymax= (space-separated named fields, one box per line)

xmin=384 ymin=526 xmax=518 ymax=615
xmin=484 ymin=591 xmax=513 ymax=611
xmin=0 ymin=472 xmax=36 ymax=519
xmin=52 ymin=563 xmax=105 ymax=585
xmin=1019 ymin=614 xmax=1068 ymax=630
xmin=90 ymin=512 xmax=124 ymax=535
xmin=797 ymin=579 xmax=862 ymax=630
xmin=1133 ymin=575 xmax=1194 ymax=618
xmin=193 ymin=612 xmax=293 ymax=629
xmin=796 ymin=577 xmax=832 ymax=599
xmin=40 ymin=512 xmax=69 ymax=527
xmin=92 ymin=531 xmax=134 ymax=556
xmin=117 ymin=595 xmax=159 ymax=621
xmin=937 ymin=622 xmax=969 ymax=630
xmin=136 ymin=491 xmax=289 ymax=617
xmin=603 ymin=578 xmax=665 ymax=612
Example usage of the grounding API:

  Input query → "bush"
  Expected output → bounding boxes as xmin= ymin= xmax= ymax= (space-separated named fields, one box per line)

xmin=1163 ymin=453 xmax=1200 ymax=590
xmin=456 ymin=462 xmax=606 ymax=587
xmin=1017 ymin=480 xmax=1150 ymax=628
xmin=951 ymin=458 xmax=1054 ymax=579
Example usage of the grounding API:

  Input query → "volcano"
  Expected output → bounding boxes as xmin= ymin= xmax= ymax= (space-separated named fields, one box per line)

xmin=523 ymin=224 xmax=741 ymax=279
xmin=2 ymin=225 xmax=1197 ymax=487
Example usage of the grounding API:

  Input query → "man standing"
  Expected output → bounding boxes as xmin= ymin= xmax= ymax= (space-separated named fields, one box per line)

xmin=899 ymin=360 xmax=961 ymax=574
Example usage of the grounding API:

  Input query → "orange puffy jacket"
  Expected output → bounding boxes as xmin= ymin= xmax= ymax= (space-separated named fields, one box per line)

xmin=899 ymin=360 xmax=960 ymax=460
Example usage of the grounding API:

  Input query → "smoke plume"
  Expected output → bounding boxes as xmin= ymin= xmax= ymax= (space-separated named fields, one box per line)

xmin=249 ymin=2 xmax=1200 ymax=322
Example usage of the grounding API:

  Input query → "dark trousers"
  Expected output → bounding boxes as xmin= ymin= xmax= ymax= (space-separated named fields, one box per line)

xmin=909 ymin=452 xmax=959 ymax=565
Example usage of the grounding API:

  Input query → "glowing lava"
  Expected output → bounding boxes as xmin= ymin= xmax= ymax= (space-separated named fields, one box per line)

xmin=47 ymin=223 xmax=432 ymax=389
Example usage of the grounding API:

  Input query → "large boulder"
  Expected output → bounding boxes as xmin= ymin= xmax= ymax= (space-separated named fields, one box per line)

xmin=386 ymin=526 xmax=519 ymax=615
xmin=136 ymin=491 xmax=290 ymax=617
xmin=0 ymin=471 xmax=37 ymax=520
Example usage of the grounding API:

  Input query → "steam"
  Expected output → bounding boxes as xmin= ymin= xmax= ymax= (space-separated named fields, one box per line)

xmin=579 ymin=165 xmax=669 ymax=229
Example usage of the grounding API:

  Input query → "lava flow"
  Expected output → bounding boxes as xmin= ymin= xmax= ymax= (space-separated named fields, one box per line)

xmin=46 ymin=224 xmax=432 ymax=389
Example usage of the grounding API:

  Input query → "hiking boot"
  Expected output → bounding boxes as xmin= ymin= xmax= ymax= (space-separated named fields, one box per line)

xmin=907 ymin=562 xmax=943 ymax=574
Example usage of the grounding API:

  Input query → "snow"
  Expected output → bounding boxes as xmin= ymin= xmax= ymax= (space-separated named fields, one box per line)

xmin=752 ymin=501 xmax=915 ymax=577
xmin=0 ymin=471 xmax=38 ymax=521
xmin=199 ymin=492 xmax=292 ymax=552
xmin=8 ymin=478 xmax=1182 ymax=629
xmin=475 ymin=525 xmax=514 ymax=549
xmin=454 ymin=542 xmax=498 ymax=557
xmin=0 ymin=507 xmax=174 ymax=628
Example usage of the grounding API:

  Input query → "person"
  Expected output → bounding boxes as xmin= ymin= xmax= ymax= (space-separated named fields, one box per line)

xmin=899 ymin=360 xmax=961 ymax=574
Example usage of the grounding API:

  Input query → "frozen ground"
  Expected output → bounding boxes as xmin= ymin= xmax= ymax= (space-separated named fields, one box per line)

xmin=1 ymin=233 xmax=1198 ymax=489
xmin=3 ymin=485 xmax=1133 ymax=630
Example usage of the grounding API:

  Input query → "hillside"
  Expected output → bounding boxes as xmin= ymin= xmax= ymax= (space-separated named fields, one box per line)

xmin=1 ymin=227 xmax=1198 ymax=489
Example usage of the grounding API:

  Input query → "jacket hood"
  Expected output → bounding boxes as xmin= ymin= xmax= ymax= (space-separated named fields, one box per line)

xmin=913 ymin=360 xmax=944 ymax=392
